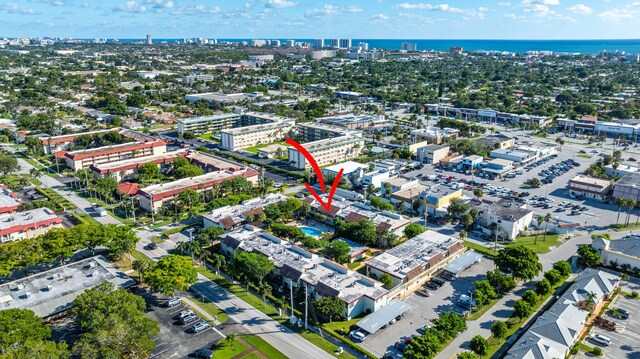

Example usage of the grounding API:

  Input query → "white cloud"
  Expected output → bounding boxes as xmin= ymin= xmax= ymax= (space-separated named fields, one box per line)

xmin=370 ymin=13 xmax=390 ymax=22
xmin=598 ymin=8 xmax=640 ymax=22
xmin=305 ymin=4 xmax=363 ymax=18
xmin=28 ymin=0 xmax=66 ymax=6
xmin=146 ymin=0 xmax=174 ymax=9
xmin=2 ymin=3 xmax=40 ymax=14
xmin=176 ymin=5 xmax=222 ymax=14
xmin=265 ymin=0 xmax=296 ymax=9
xmin=114 ymin=1 xmax=147 ymax=13
xmin=568 ymin=4 xmax=591 ymax=15
xmin=522 ymin=0 xmax=560 ymax=5
xmin=395 ymin=3 xmax=488 ymax=19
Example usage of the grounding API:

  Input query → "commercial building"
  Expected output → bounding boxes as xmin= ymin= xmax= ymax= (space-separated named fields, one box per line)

xmin=38 ymin=128 xmax=120 ymax=154
xmin=64 ymin=140 xmax=167 ymax=171
xmin=558 ymin=117 xmax=640 ymax=140
xmin=90 ymin=150 xmax=187 ymax=182
xmin=203 ymin=194 xmax=287 ymax=230
xmin=317 ymin=114 xmax=389 ymax=130
xmin=604 ymin=163 xmax=640 ymax=178
xmin=477 ymin=199 xmax=534 ymax=240
xmin=0 ymin=185 xmax=22 ymax=214
xmin=389 ymin=183 xmax=430 ymax=211
xmin=362 ymin=170 xmax=390 ymax=189
xmin=425 ymin=104 xmax=551 ymax=127
xmin=178 ymin=112 xmax=294 ymax=137
xmin=490 ymin=148 xmax=537 ymax=164
xmin=476 ymin=134 xmax=515 ymax=150
xmin=409 ymin=127 xmax=459 ymax=144
xmin=568 ymin=175 xmax=614 ymax=201
xmin=220 ymin=120 xmax=294 ymax=151
xmin=423 ymin=185 xmax=463 ymax=215
xmin=462 ymin=155 xmax=483 ymax=171
xmin=417 ymin=144 xmax=449 ymax=164
xmin=612 ymin=173 xmax=640 ymax=201
xmin=506 ymin=269 xmax=620 ymax=359
xmin=287 ymin=135 xmax=364 ymax=169
xmin=310 ymin=50 xmax=336 ymax=60
xmin=0 ymin=208 xmax=63 ymax=243
xmin=0 ymin=256 xmax=134 ymax=318
xmin=481 ymin=158 xmax=513 ymax=177
xmin=381 ymin=177 xmax=420 ymax=194
xmin=220 ymin=226 xmax=389 ymax=319
xmin=365 ymin=230 xmax=464 ymax=288
xmin=592 ymin=234 xmax=640 ymax=270
xmin=137 ymin=168 xmax=260 ymax=212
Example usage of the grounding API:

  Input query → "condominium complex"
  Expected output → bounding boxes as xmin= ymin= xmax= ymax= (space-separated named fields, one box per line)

xmin=288 ymin=135 xmax=364 ymax=169
xmin=177 ymin=112 xmax=294 ymax=136
xmin=425 ymin=104 xmax=551 ymax=127
xmin=137 ymin=168 xmax=260 ymax=212
xmin=0 ymin=185 xmax=23 ymax=214
xmin=39 ymin=128 xmax=120 ymax=154
xmin=64 ymin=140 xmax=167 ymax=171
xmin=0 ymin=208 xmax=63 ymax=243
xmin=317 ymin=114 xmax=390 ymax=130
xmin=220 ymin=226 xmax=389 ymax=319
xmin=90 ymin=150 xmax=187 ymax=182
xmin=220 ymin=120 xmax=294 ymax=151
xmin=202 ymin=194 xmax=287 ymax=230
xmin=296 ymin=122 xmax=362 ymax=142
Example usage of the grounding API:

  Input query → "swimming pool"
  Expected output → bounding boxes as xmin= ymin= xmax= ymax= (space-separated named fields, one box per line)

xmin=300 ymin=226 xmax=323 ymax=237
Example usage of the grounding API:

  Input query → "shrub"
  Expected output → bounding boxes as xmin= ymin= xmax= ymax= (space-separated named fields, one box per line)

xmin=592 ymin=347 xmax=603 ymax=356
xmin=631 ymin=291 xmax=639 ymax=298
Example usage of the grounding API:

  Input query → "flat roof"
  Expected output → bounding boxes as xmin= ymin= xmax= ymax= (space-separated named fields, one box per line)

xmin=138 ymin=168 xmax=259 ymax=199
xmin=0 ymin=185 xmax=21 ymax=210
xmin=185 ymin=151 xmax=244 ymax=170
xmin=291 ymin=135 xmax=363 ymax=152
xmin=221 ymin=121 xmax=292 ymax=135
xmin=616 ymin=172 xmax=640 ymax=188
xmin=443 ymin=251 xmax=483 ymax=275
xmin=202 ymin=194 xmax=287 ymax=229
xmin=0 ymin=208 xmax=61 ymax=235
xmin=65 ymin=140 xmax=165 ymax=160
xmin=569 ymin=175 xmax=613 ymax=188
xmin=0 ymin=256 xmax=134 ymax=317
xmin=90 ymin=150 xmax=186 ymax=173
xmin=178 ymin=113 xmax=241 ymax=125
xmin=356 ymin=300 xmax=410 ymax=334
xmin=323 ymin=161 xmax=368 ymax=174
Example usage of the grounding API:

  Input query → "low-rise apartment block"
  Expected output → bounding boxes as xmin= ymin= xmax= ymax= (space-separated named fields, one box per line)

xmin=202 ymin=194 xmax=287 ymax=230
xmin=568 ymin=175 xmax=614 ymax=201
xmin=64 ymin=140 xmax=167 ymax=171
xmin=178 ymin=112 xmax=294 ymax=137
xmin=39 ymin=128 xmax=120 ymax=154
xmin=0 ymin=185 xmax=22 ymax=214
xmin=184 ymin=92 xmax=264 ymax=105
xmin=287 ymin=135 xmax=364 ymax=169
xmin=220 ymin=226 xmax=389 ymax=319
xmin=90 ymin=150 xmax=187 ymax=182
xmin=137 ymin=168 xmax=260 ymax=212
xmin=221 ymin=120 xmax=294 ymax=151
xmin=477 ymin=198 xmax=534 ymax=240
xmin=295 ymin=122 xmax=362 ymax=142
xmin=0 ymin=208 xmax=63 ymax=243
xmin=365 ymin=230 xmax=464 ymax=289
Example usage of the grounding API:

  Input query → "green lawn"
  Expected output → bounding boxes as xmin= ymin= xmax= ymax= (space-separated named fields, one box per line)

xmin=298 ymin=331 xmax=357 ymax=359
xmin=463 ymin=241 xmax=498 ymax=257
xmin=69 ymin=212 xmax=102 ymax=226
xmin=241 ymin=353 xmax=261 ymax=359
xmin=347 ymin=261 xmax=361 ymax=269
xmin=467 ymin=298 xmax=500 ymax=321
xmin=611 ymin=223 xmax=640 ymax=231
xmin=242 ymin=335 xmax=288 ymax=359
xmin=507 ymin=234 xmax=562 ymax=254
xmin=186 ymin=295 xmax=229 ymax=324
xmin=212 ymin=340 xmax=247 ymax=358
xmin=244 ymin=141 xmax=289 ymax=154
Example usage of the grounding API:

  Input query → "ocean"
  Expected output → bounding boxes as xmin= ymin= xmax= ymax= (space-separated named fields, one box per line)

xmin=116 ymin=38 xmax=640 ymax=55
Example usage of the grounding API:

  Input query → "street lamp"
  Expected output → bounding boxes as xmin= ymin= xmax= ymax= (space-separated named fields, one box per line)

xmin=494 ymin=219 xmax=503 ymax=254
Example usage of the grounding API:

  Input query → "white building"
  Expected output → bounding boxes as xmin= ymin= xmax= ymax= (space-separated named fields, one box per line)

xmin=592 ymin=234 xmax=640 ymax=270
xmin=0 ymin=208 xmax=63 ymax=243
xmin=64 ymin=140 xmax=167 ymax=171
xmin=477 ymin=199 xmax=534 ymax=240
xmin=401 ymin=42 xmax=417 ymax=51
xmin=287 ymin=135 xmax=364 ymax=169
xmin=220 ymin=120 xmax=294 ymax=151
xmin=203 ymin=194 xmax=287 ymax=230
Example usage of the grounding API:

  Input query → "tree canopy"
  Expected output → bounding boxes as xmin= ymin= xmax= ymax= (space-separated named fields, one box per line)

xmin=144 ymin=255 xmax=198 ymax=295
xmin=0 ymin=308 xmax=68 ymax=359
xmin=495 ymin=246 xmax=542 ymax=281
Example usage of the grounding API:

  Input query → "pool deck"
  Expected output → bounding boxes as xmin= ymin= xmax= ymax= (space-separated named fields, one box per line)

xmin=297 ymin=221 xmax=334 ymax=237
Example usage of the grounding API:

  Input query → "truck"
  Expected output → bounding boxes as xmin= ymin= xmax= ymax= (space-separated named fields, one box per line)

xmin=96 ymin=207 xmax=107 ymax=217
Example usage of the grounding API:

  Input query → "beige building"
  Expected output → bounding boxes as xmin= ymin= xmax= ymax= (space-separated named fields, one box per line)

xmin=418 ymin=144 xmax=450 ymax=164
xmin=64 ymin=140 xmax=167 ymax=171
xmin=137 ymin=168 xmax=260 ymax=212
xmin=0 ymin=208 xmax=63 ymax=243
xmin=287 ymin=135 xmax=364 ymax=169
xmin=90 ymin=150 xmax=187 ymax=182
xmin=178 ymin=112 xmax=294 ymax=136
xmin=220 ymin=121 xmax=294 ymax=151
xmin=568 ymin=175 xmax=614 ymax=202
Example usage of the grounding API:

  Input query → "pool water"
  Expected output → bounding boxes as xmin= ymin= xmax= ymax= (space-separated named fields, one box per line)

xmin=301 ymin=226 xmax=323 ymax=237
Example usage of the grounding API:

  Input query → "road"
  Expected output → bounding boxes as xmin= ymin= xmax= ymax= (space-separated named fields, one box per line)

xmin=135 ymin=229 xmax=335 ymax=359
xmin=434 ymin=230 xmax=626 ymax=359
xmin=16 ymin=158 xmax=122 ymax=226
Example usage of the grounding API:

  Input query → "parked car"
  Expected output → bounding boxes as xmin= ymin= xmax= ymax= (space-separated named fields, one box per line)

xmin=190 ymin=349 xmax=214 ymax=359
xmin=349 ymin=330 xmax=367 ymax=342
xmin=432 ymin=277 xmax=446 ymax=286
xmin=426 ymin=281 xmax=440 ymax=290
xmin=180 ymin=314 xmax=199 ymax=325
xmin=590 ymin=334 xmax=611 ymax=347
xmin=177 ymin=309 xmax=194 ymax=319
xmin=148 ymin=242 xmax=158 ymax=250
xmin=165 ymin=297 xmax=182 ymax=307
xmin=417 ymin=288 xmax=430 ymax=297
xmin=190 ymin=321 xmax=211 ymax=333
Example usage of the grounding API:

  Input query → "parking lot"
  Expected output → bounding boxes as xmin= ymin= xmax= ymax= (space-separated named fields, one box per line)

xmin=359 ymin=256 xmax=495 ymax=358
xmin=576 ymin=281 xmax=640 ymax=359
xmin=137 ymin=289 xmax=224 ymax=359
xmin=402 ymin=140 xmax=627 ymax=229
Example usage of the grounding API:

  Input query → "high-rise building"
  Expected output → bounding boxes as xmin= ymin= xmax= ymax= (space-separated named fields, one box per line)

xmin=146 ymin=35 xmax=152 ymax=45
xmin=358 ymin=42 xmax=369 ymax=51
xmin=339 ymin=38 xmax=351 ymax=49
xmin=270 ymin=39 xmax=281 ymax=47
xmin=286 ymin=39 xmax=295 ymax=48
xmin=329 ymin=39 xmax=339 ymax=48
xmin=251 ymin=39 xmax=268 ymax=47
xmin=401 ymin=42 xmax=417 ymax=52
xmin=313 ymin=39 xmax=324 ymax=49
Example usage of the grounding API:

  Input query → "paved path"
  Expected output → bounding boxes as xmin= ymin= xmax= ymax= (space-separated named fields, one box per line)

xmin=135 ymin=230 xmax=334 ymax=359
xmin=17 ymin=157 xmax=122 ymax=226
xmin=435 ymin=230 xmax=625 ymax=359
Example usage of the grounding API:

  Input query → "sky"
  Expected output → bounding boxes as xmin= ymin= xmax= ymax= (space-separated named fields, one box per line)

xmin=1 ymin=0 xmax=639 ymax=39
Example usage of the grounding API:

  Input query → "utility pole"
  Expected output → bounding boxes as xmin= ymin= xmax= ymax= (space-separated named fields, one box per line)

xmin=130 ymin=196 xmax=136 ymax=222
xmin=290 ymin=282 xmax=294 ymax=318
xmin=304 ymin=283 xmax=308 ymax=330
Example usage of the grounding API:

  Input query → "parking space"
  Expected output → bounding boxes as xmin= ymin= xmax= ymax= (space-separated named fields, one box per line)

xmin=136 ymin=289 xmax=224 ymax=359
xmin=576 ymin=283 xmax=640 ymax=359
xmin=359 ymin=256 xmax=495 ymax=358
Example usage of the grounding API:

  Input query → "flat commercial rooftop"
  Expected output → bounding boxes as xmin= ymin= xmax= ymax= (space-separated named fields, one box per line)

xmin=138 ymin=168 xmax=258 ymax=198
xmin=356 ymin=300 xmax=410 ymax=334
xmin=0 ymin=256 xmax=134 ymax=317
xmin=443 ymin=251 xmax=483 ymax=275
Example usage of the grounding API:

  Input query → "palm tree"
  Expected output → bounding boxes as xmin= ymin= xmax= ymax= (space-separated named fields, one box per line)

xmin=210 ymin=254 xmax=226 ymax=275
xmin=258 ymin=283 xmax=272 ymax=308
xmin=586 ymin=291 xmax=598 ymax=311
xmin=226 ymin=333 xmax=237 ymax=349
xmin=543 ymin=213 xmax=551 ymax=241
xmin=459 ymin=230 xmax=467 ymax=241
xmin=625 ymin=198 xmax=637 ymax=226
xmin=615 ymin=197 xmax=626 ymax=224
xmin=29 ymin=168 xmax=42 ymax=180
xmin=132 ymin=259 xmax=151 ymax=283
xmin=535 ymin=215 xmax=544 ymax=245
xmin=176 ymin=241 xmax=188 ymax=256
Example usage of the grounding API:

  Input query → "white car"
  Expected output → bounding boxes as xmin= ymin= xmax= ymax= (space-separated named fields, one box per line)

xmin=590 ymin=334 xmax=611 ymax=347
xmin=349 ymin=330 xmax=367 ymax=342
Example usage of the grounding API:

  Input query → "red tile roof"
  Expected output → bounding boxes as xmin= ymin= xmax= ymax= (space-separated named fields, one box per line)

xmin=117 ymin=182 xmax=140 ymax=196
xmin=65 ymin=140 xmax=166 ymax=160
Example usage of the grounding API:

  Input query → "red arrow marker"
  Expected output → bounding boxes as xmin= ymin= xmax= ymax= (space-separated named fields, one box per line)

xmin=286 ymin=138 xmax=343 ymax=212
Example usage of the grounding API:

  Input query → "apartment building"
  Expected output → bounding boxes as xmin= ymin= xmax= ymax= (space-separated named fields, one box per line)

xmin=425 ymin=104 xmax=551 ymax=127
xmin=0 ymin=208 xmax=63 ymax=243
xmin=296 ymin=122 xmax=361 ymax=142
xmin=90 ymin=150 xmax=187 ymax=182
xmin=202 ymin=194 xmax=287 ymax=230
xmin=177 ymin=112 xmax=294 ymax=136
xmin=137 ymin=168 xmax=260 ymax=212
xmin=64 ymin=140 xmax=167 ymax=171
xmin=39 ymin=128 xmax=120 ymax=154
xmin=288 ymin=135 xmax=364 ymax=169
xmin=184 ymin=92 xmax=262 ymax=105
xmin=568 ymin=175 xmax=614 ymax=201
xmin=220 ymin=226 xmax=389 ymax=319
xmin=365 ymin=230 xmax=464 ymax=288
xmin=0 ymin=185 xmax=22 ymax=214
xmin=220 ymin=121 xmax=294 ymax=151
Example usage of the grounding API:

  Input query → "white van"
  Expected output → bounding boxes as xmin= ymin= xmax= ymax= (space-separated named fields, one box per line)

xmin=590 ymin=334 xmax=611 ymax=346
